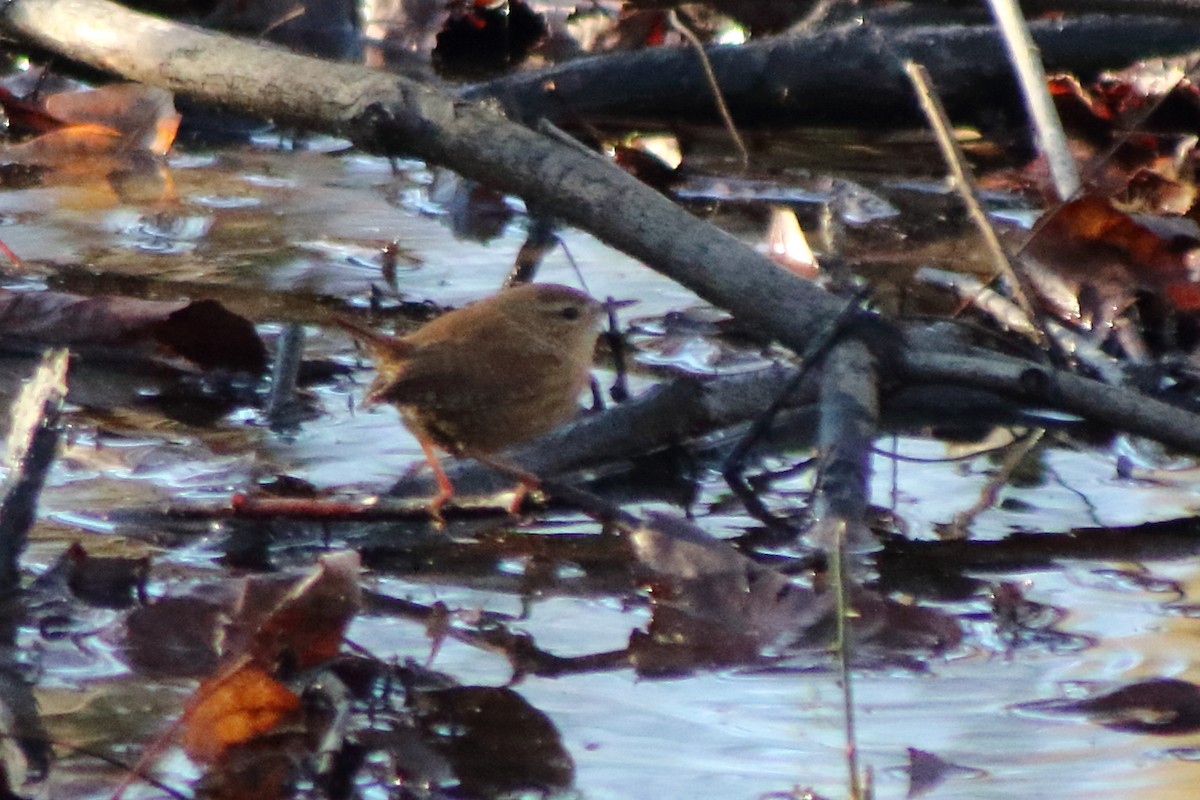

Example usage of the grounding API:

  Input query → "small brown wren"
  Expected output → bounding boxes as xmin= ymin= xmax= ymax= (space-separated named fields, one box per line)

xmin=338 ymin=282 xmax=608 ymax=517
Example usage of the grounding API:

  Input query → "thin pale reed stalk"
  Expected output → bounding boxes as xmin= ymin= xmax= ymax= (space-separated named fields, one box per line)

xmin=903 ymin=61 xmax=1048 ymax=350
xmin=986 ymin=0 xmax=1081 ymax=201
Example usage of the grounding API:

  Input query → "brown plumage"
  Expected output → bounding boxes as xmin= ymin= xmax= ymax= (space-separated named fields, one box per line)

xmin=337 ymin=283 xmax=606 ymax=516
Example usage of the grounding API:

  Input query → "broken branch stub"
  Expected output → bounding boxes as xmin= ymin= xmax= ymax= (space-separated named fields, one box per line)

xmin=0 ymin=348 xmax=68 ymax=596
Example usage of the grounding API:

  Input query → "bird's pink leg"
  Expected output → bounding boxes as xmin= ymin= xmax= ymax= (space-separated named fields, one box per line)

xmin=418 ymin=435 xmax=454 ymax=524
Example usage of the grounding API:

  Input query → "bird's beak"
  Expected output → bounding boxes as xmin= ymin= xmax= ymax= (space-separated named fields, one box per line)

xmin=603 ymin=297 xmax=637 ymax=312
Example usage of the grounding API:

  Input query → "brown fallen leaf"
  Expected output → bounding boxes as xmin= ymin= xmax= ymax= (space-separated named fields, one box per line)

xmin=123 ymin=595 xmax=227 ymax=678
xmin=410 ymin=685 xmax=574 ymax=796
xmin=628 ymin=513 xmax=960 ymax=674
xmin=239 ymin=550 xmax=362 ymax=671
xmin=1022 ymin=195 xmax=1200 ymax=330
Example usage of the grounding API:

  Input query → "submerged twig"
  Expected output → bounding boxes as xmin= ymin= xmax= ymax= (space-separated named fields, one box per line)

xmin=265 ymin=322 xmax=305 ymax=431
xmin=829 ymin=521 xmax=864 ymax=800
xmin=937 ymin=429 xmax=1045 ymax=540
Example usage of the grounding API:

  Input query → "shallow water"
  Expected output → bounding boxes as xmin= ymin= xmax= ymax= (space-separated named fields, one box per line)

xmin=3 ymin=133 xmax=1200 ymax=800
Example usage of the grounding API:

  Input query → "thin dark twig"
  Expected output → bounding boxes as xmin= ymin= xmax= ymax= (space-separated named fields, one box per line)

xmin=830 ymin=521 xmax=863 ymax=800
xmin=667 ymin=9 xmax=749 ymax=170
xmin=604 ymin=297 xmax=631 ymax=403
xmin=1044 ymin=458 xmax=1104 ymax=528
xmin=939 ymin=429 xmax=1045 ymax=540
xmin=872 ymin=438 xmax=1032 ymax=464
xmin=553 ymin=232 xmax=588 ymax=294
xmin=721 ymin=289 xmax=871 ymax=529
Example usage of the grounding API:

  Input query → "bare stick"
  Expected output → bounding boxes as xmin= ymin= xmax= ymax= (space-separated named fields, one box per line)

xmin=939 ymin=429 xmax=1044 ymax=539
xmin=829 ymin=521 xmax=864 ymax=800
xmin=904 ymin=61 xmax=1046 ymax=347
xmin=986 ymin=0 xmax=1081 ymax=201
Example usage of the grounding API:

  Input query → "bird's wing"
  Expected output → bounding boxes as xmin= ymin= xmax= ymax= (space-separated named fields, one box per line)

xmin=372 ymin=337 xmax=562 ymax=409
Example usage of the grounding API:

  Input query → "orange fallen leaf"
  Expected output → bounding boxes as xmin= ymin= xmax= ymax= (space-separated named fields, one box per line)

xmin=1 ymin=83 xmax=179 ymax=171
xmin=42 ymin=83 xmax=180 ymax=156
xmin=180 ymin=663 xmax=301 ymax=763
xmin=764 ymin=205 xmax=819 ymax=279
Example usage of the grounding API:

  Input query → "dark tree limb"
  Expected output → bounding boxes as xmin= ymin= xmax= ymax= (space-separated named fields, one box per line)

xmin=388 ymin=364 xmax=807 ymax=499
xmin=811 ymin=339 xmax=880 ymax=554
xmin=900 ymin=344 xmax=1200 ymax=452
xmin=466 ymin=15 xmax=1200 ymax=131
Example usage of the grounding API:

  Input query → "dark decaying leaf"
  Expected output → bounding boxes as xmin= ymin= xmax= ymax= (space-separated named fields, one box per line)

xmin=0 ymin=289 xmax=267 ymax=373
xmin=628 ymin=513 xmax=960 ymax=674
xmin=55 ymin=541 xmax=149 ymax=608
xmin=1019 ymin=678 xmax=1200 ymax=734
xmin=904 ymin=747 xmax=986 ymax=799
xmin=191 ymin=742 xmax=297 ymax=800
xmin=154 ymin=299 xmax=267 ymax=373
xmin=238 ymin=550 xmax=362 ymax=672
xmin=410 ymin=685 xmax=574 ymax=796
xmin=123 ymin=595 xmax=226 ymax=677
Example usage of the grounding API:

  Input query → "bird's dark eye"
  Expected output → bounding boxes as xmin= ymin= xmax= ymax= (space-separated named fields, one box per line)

xmin=559 ymin=306 xmax=581 ymax=320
